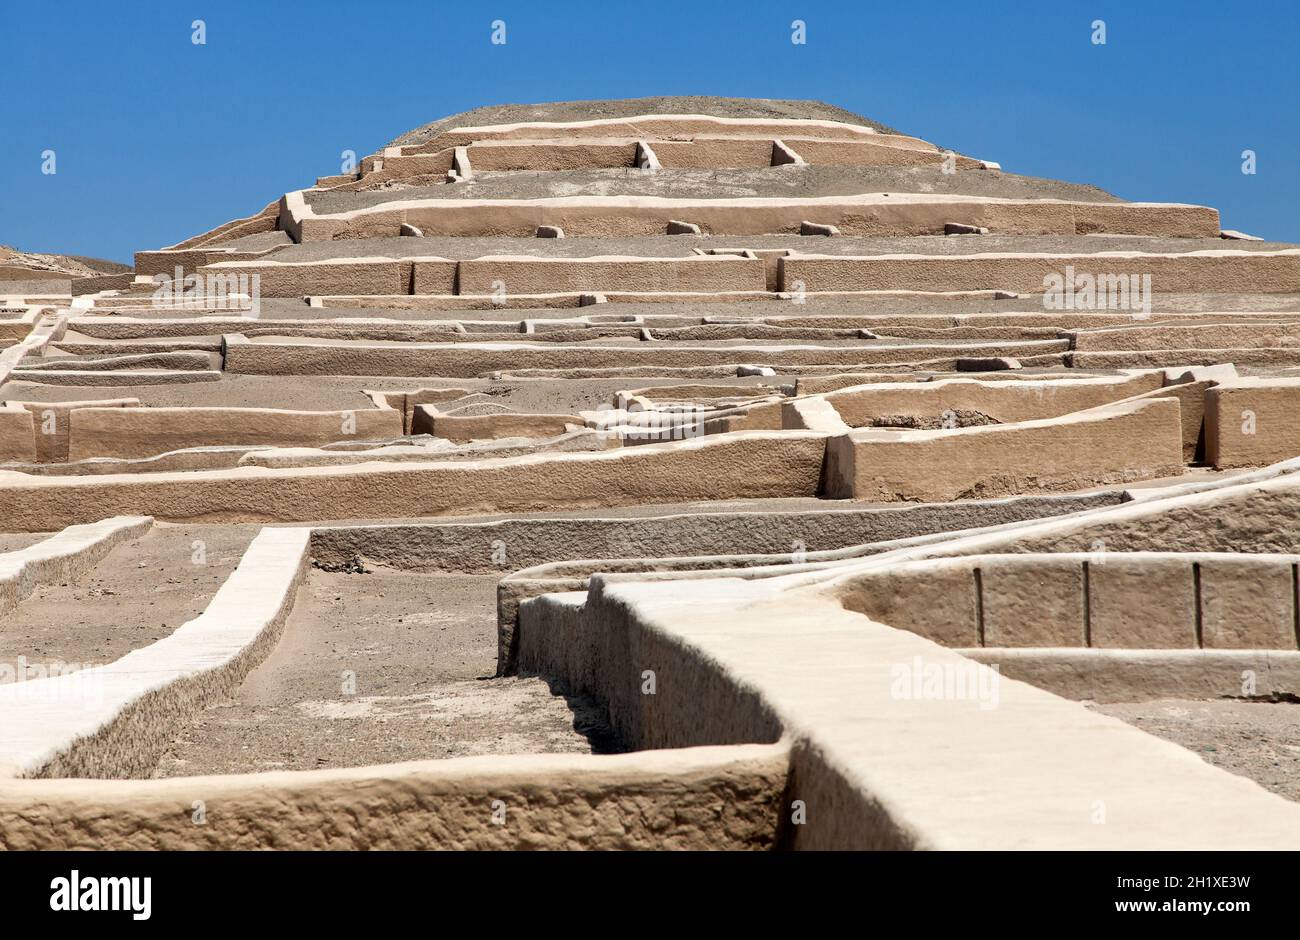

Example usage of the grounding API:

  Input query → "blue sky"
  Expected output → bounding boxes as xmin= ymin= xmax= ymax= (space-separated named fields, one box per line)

xmin=2 ymin=0 xmax=1296 ymax=263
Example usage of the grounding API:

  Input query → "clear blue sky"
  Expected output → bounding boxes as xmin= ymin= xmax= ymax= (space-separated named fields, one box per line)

xmin=3 ymin=0 xmax=1296 ymax=263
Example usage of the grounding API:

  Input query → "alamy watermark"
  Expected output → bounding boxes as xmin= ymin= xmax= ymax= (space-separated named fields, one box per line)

xmin=0 ymin=657 xmax=106 ymax=706
xmin=152 ymin=265 xmax=261 ymax=316
xmin=589 ymin=403 xmax=710 ymax=443
xmin=1043 ymin=265 xmax=1151 ymax=318
xmin=890 ymin=655 xmax=1000 ymax=710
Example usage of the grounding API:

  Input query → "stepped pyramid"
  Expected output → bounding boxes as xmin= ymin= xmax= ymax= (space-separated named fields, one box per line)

xmin=2 ymin=97 xmax=1299 ymax=850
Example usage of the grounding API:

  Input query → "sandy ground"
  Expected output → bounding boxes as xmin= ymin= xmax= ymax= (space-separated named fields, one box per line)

xmin=1093 ymin=698 xmax=1300 ymax=803
xmin=0 ymin=523 xmax=257 ymax=677
xmin=154 ymin=569 xmax=622 ymax=776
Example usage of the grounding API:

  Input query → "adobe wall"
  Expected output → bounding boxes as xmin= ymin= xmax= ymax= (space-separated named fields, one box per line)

xmin=520 ymin=573 xmax=1300 ymax=848
xmin=835 ymin=551 xmax=1300 ymax=650
xmin=0 ymin=515 xmax=152 ymax=616
xmin=67 ymin=407 xmax=403 ymax=461
xmin=348 ymin=150 xmax=456 ymax=187
xmin=199 ymin=257 xmax=404 ymax=296
xmin=456 ymin=255 xmax=766 ymax=294
xmin=288 ymin=194 xmax=1219 ymax=241
xmin=785 ymin=137 xmax=988 ymax=169
xmin=222 ymin=335 xmax=1068 ymax=377
xmin=823 ymin=398 xmax=1184 ymax=501
xmin=6 ymin=398 xmax=138 ymax=462
xmin=406 ymin=114 xmax=894 ymax=153
xmin=1205 ymin=379 xmax=1300 ymax=469
xmin=962 ymin=648 xmax=1300 ymax=704
xmin=135 ymin=247 xmax=282 ymax=278
xmin=1116 ymin=379 xmax=1215 ymax=462
xmin=0 ymin=527 xmax=310 ymax=780
xmin=780 ymin=249 xmax=1300 ymax=293
xmin=198 ymin=257 xmax=458 ymax=297
xmin=0 ymin=431 xmax=828 ymax=529
xmin=651 ymin=138 xmax=776 ymax=169
xmin=466 ymin=139 xmax=639 ymax=171
xmin=1069 ymin=321 xmax=1300 ymax=351
xmin=309 ymin=492 xmax=1119 ymax=574
xmin=0 ymin=744 xmax=787 ymax=850
xmin=0 ymin=407 xmax=36 ymax=463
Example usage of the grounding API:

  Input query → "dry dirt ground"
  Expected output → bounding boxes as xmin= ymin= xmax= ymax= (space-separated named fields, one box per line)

xmin=153 ymin=568 xmax=622 ymax=777
xmin=0 ymin=524 xmax=257 ymax=678
xmin=1092 ymin=698 xmax=1300 ymax=803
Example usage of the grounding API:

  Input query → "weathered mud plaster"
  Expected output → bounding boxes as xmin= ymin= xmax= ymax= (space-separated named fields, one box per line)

xmin=0 ymin=431 xmax=829 ymax=529
xmin=1205 ymin=378 xmax=1300 ymax=469
xmin=222 ymin=335 xmax=1068 ymax=377
xmin=0 ymin=743 xmax=788 ymax=850
xmin=283 ymin=192 xmax=1218 ymax=241
xmin=67 ymin=407 xmax=403 ymax=462
xmin=823 ymin=398 xmax=1184 ymax=501
xmin=780 ymin=249 xmax=1300 ymax=294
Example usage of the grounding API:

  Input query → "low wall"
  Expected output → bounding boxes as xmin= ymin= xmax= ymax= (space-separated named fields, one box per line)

xmin=0 ymin=527 xmax=310 ymax=779
xmin=0 ymin=515 xmax=152 ymax=615
xmin=519 ymin=573 xmax=1300 ymax=848
xmin=67 ymin=407 xmax=403 ymax=461
xmin=823 ymin=398 xmax=1184 ymax=501
xmin=0 ymin=432 xmax=828 ymax=529
xmin=135 ymin=247 xmax=282 ymax=278
xmin=780 ymin=249 xmax=1300 ymax=293
xmin=70 ymin=272 xmax=136 ymax=295
xmin=1205 ymin=379 xmax=1300 ymax=469
xmin=786 ymin=137 xmax=988 ymax=169
xmin=288 ymin=194 xmax=1219 ymax=241
xmin=406 ymin=114 xmax=893 ymax=153
xmin=198 ymin=257 xmax=457 ymax=297
xmin=199 ymin=257 xmax=404 ymax=296
xmin=651 ymin=138 xmax=776 ymax=169
xmin=223 ymin=335 xmax=1068 ymax=377
xmin=309 ymin=491 xmax=1118 ymax=571
xmin=1069 ymin=321 xmax=1300 ymax=351
xmin=834 ymin=551 xmax=1300 ymax=650
xmin=0 ymin=743 xmax=787 ymax=849
xmin=0 ymin=406 xmax=37 ymax=462
xmin=467 ymin=139 xmax=638 ymax=171
xmin=7 ymin=398 xmax=137 ymax=462
xmin=347 ymin=150 xmax=456 ymax=187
